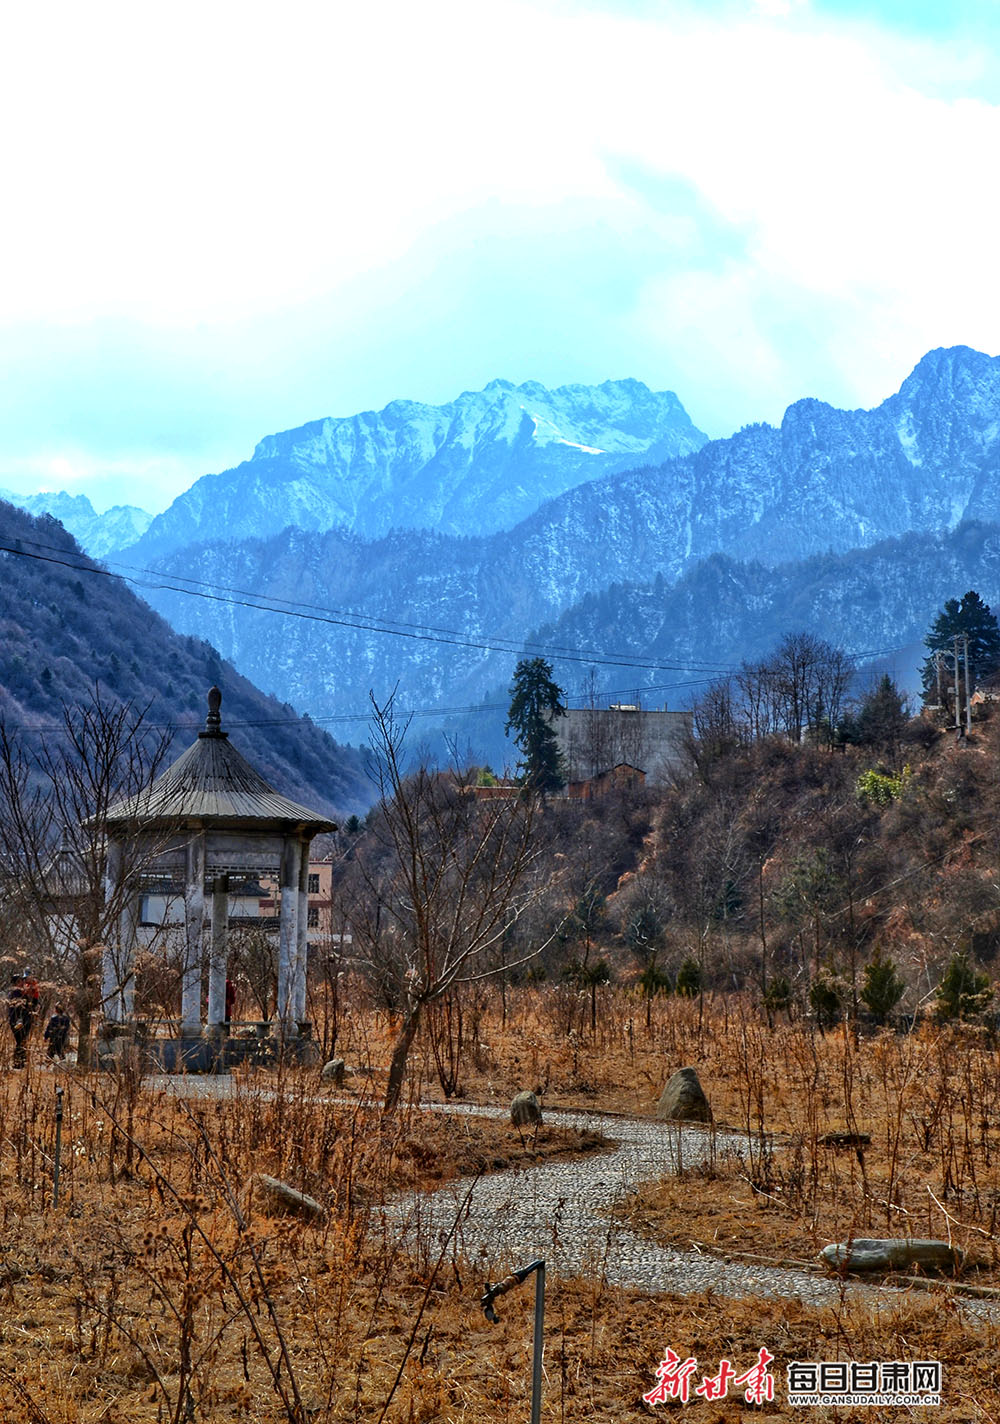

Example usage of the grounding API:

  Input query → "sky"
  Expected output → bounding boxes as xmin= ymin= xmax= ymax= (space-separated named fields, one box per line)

xmin=2 ymin=0 xmax=1000 ymax=513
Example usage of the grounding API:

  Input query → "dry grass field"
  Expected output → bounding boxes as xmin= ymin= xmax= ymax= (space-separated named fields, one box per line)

xmin=2 ymin=988 xmax=1000 ymax=1421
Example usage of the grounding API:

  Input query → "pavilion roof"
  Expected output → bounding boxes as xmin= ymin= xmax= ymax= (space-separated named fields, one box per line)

xmin=103 ymin=688 xmax=337 ymax=834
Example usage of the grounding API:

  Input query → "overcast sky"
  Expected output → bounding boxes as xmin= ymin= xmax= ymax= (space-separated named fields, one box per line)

xmin=3 ymin=0 xmax=1000 ymax=512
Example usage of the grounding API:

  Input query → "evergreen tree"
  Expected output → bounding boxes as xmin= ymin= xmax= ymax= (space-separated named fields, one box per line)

xmin=854 ymin=675 xmax=909 ymax=759
xmin=922 ymin=590 xmax=1000 ymax=697
xmin=860 ymin=948 xmax=906 ymax=1024
xmin=675 ymin=956 xmax=702 ymax=997
xmin=505 ymin=657 xmax=566 ymax=793
xmin=934 ymin=951 xmax=992 ymax=1021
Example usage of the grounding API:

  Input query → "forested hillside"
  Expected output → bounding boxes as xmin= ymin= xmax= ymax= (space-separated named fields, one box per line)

xmin=0 ymin=501 xmax=369 ymax=815
xmin=495 ymin=688 xmax=1000 ymax=1025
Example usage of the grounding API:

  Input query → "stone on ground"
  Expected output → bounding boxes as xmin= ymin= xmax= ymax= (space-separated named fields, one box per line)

xmin=252 ymin=1174 xmax=325 ymax=1222
xmin=511 ymin=1091 xmax=542 ymax=1128
xmin=656 ymin=1066 xmax=712 ymax=1123
xmin=321 ymin=1058 xmax=346 ymax=1086
xmin=820 ymin=1238 xmax=962 ymax=1272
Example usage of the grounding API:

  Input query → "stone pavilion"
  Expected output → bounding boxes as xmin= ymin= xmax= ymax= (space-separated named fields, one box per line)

xmin=101 ymin=687 xmax=336 ymax=1049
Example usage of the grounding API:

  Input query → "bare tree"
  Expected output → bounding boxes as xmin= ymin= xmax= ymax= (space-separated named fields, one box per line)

xmin=569 ymin=669 xmax=612 ymax=779
xmin=697 ymin=635 xmax=853 ymax=751
xmin=346 ymin=696 xmax=557 ymax=1113
xmin=0 ymin=689 xmax=174 ymax=1064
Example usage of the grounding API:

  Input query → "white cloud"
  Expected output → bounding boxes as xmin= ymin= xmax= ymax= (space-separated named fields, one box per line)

xmin=1 ymin=0 xmax=999 ymax=487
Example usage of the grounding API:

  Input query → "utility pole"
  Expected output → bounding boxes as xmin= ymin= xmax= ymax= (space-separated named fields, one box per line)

xmin=954 ymin=635 xmax=962 ymax=733
xmin=964 ymin=633 xmax=972 ymax=735
xmin=935 ymin=649 xmax=944 ymax=708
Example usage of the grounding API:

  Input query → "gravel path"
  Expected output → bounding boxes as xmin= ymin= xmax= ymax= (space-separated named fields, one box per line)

xmin=144 ymin=1076 xmax=993 ymax=1317
xmin=384 ymin=1103 xmax=851 ymax=1308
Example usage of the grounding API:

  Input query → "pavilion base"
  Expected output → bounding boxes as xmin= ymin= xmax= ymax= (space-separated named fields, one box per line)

xmin=137 ymin=1024 xmax=320 ymax=1074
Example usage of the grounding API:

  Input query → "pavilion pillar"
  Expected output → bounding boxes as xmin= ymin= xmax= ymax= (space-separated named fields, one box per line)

xmin=207 ymin=874 xmax=229 ymax=1028
xmin=120 ymin=888 xmax=139 ymax=1020
xmin=277 ymin=837 xmax=301 ymax=1027
xmin=181 ymin=833 xmax=206 ymax=1034
xmin=292 ymin=842 xmax=310 ymax=1025
xmin=102 ymin=838 xmax=125 ymax=1023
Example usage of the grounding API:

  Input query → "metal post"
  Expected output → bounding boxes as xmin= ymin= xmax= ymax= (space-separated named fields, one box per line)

xmin=530 ymin=1262 xmax=545 ymax=1424
xmin=53 ymin=1087 xmax=64 ymax=1207
xmin=481 ymin=1257 xmax=545 ymax=1424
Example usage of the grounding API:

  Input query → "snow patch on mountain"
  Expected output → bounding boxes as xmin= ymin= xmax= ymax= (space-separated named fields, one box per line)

xmin=522 ymin=407 xmax=606 ymax=455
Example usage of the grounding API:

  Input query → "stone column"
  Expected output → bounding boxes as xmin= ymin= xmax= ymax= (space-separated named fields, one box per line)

xmin=120 ymin=888 xmax=140 ymax=1020
xmin=181 ymin=833 xmax=206 ymax=1034
xmin=292 ymin=841 xmax=310 ymax=1025
xmin=102 ymin=838 xmax=124 ymax=1023
xmin=207 ymin=873 xmax=229 ymax=1027
xmin=277 ymin=838 xmax=301 ymax=1028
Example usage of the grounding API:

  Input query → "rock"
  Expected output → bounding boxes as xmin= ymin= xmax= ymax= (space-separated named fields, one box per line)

xmin=321 ymin=1058 xmax=346 ymax=1086
xmin=819 ymin=1238 xmax=962 ymax=1273
xmin=656 ymin=1067 xmax=712 ymax=1123
xmin=819 ymin=1132 xmax=871 ymax=1148
xmin=511 ymin=1091 xmax=542 ymax=1128
xmin=297 ymin=1040 xmax=321 ymax=1068
xmin=252 ymin=1174 xmax=325 ymax=1222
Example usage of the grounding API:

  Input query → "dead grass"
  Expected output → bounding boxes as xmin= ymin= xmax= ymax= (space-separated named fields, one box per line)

xmin=3 ymin=989 xmax=1000 ymax=1420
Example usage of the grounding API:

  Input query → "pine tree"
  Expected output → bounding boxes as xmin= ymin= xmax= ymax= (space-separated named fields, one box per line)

xmin=934 ymin=951 xmax=992 ymax=1021
xmin=921 ymin=590 xmax=1000 ymax=697
xmin=505 ymin=657 xmax=566 ymax=794
xmin=860 ymin=948 xmax=905 ymax=1024
xmin=854 ymin=675 xmax=908 ymax=759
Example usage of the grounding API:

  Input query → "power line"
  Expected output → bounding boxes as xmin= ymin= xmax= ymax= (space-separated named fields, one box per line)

xmin=0 ymin=533 xmax=919 ymax=736
xmin=0 ymin=535 xmax=744 ymax=675
xmin=4 ymin=532 xmax=918 ymax=675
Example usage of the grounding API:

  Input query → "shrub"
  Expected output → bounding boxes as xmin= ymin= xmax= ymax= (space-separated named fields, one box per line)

xmin=809 ymin=975 xmax=843 ymax=1030
xmin=638 ymin=961 xmax=672 ymax=998
xmin=762 ymin=974 xmax=792 ymax=1016
xmin=856 ymin=767 xmax=908 ymax=806
xmin=675 ymin=956 xmax=702 ymax=997
xmin=861 ymin=949 xmax=906 ymax=1024
xmin=935 ymin=951 xmax=992 ymax=1021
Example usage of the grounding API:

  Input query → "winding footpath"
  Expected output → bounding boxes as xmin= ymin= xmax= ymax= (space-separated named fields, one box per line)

xmin=385 ymin=1104 xmax=852 ymax=1308
xmin=146 ymin=1077 xmax=994 ymax=1318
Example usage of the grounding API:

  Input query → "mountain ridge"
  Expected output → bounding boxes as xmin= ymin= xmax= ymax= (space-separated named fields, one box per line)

xmin=124 ymin=377 xmax=707 ymax=559
xmin=129 ymin=346 xmax=1000 ymax=745
xmin=0 ymin=489 xmax=152 ymax=560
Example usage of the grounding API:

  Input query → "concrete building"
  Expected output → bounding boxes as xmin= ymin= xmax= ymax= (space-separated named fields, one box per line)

xmin=555 ymin=702 xmax=691 ymax=786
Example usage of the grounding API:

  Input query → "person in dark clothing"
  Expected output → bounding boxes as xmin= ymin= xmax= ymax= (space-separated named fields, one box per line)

xmin=6 ymin=979 xmax=33 ymax=1068
xmin=44 ymin=1004 xmax=71 ymax=1061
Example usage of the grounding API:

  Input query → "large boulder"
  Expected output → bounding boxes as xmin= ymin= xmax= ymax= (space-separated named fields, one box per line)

xmin=510 ymin=1091 xmax=542 ymax=1128
xmin=252 ymin=1174 xmax=325 ymax=1222
xmin=321 ymin=1058 xmax=346 ymax=1086
xmin=656 ymin=1067 xmax=712 ymax=1123
xmin=820 ymin=1238 xmax=963 ymax=1273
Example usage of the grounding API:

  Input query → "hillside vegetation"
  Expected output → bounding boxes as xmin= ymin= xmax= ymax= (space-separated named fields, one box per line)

xmin=0 ymin=500 xmax=369 ymax=816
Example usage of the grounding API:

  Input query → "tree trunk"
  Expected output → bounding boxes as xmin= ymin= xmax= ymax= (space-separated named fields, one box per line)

xmin=382 ymin=1005 xmax=422 ymax=1114
xmin=75 ymin=943 xmax=101 ymax=1070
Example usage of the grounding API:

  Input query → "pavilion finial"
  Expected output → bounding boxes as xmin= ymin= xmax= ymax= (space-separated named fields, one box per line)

xmin=205 ymin=686 xmax=223 ymax=735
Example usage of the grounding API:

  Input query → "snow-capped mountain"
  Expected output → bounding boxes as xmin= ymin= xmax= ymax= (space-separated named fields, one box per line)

xmin=125 ymin=377 xmax=707 ymax=557
xmin=133 ymin=346 xmax=1000 ymax=739
xmin=0 ymin=489 xmax=152 ymax=560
